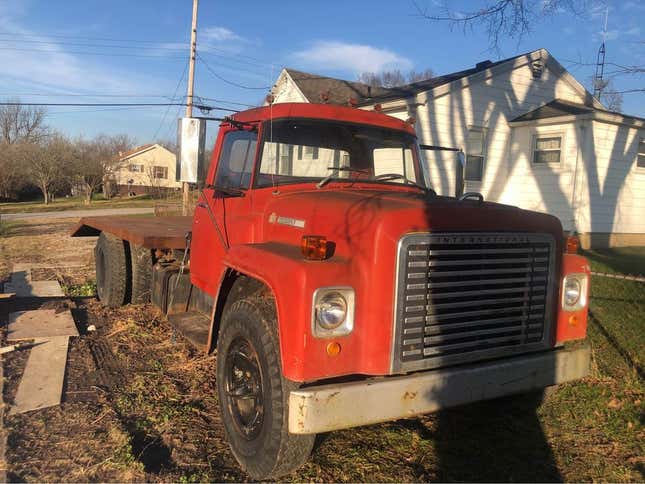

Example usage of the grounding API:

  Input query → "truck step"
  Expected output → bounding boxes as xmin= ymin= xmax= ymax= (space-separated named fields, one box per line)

xmin=167 ymin=311 xmax=210 ymax=351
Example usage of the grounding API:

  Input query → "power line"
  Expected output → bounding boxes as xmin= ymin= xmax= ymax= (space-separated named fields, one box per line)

xmin=197 ymin=53 xmax=271 ymax=90
xmin=0 ymin=101 xmax=237 ymax=112
xmin=0 ymin=31 xmax=186 ymax=45
xmin=152 ymin=61 xmax=189 ymax=140
xmin=194 ymin=96 xmax=257 ymax=108
xmin=0 ymin=38 xmax=185 ymax=51
xmin=0 ymin=92 xmax=178 ymax=98
xmin=0 ymin=46 xmax=186 ymax=59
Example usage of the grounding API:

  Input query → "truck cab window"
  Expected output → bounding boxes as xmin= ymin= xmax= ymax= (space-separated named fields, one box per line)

xmin=256 ymin=120 xmax=422 ymax=188
xmin=213 ymin=130 xmax=258 ymax=189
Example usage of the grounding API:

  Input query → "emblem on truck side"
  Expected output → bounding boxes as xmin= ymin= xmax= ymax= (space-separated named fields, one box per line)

xmin=268 ymin=212 xmax=306 ymax=229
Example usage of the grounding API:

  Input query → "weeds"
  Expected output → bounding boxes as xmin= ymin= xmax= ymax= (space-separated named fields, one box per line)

xmin=63 ymin=279 xmax=97 ymax=297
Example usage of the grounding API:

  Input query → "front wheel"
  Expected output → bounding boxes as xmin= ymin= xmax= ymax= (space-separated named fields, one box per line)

xmin=216 ymin=296 xmax=315 ymax=479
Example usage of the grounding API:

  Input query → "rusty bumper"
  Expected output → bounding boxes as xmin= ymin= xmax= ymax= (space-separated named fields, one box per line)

xmin=288 ymin=344 xmax=591 ymax=434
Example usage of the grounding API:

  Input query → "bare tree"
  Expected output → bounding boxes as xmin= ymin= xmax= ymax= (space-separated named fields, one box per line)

xmin=21 ymin=135 xmax=74 ymax=204
xmin=0 ymin=100 xmax=49 ymax=144
xmin=145 ymin=164 xmax=165 ymax=199
xmin=358 ymin=68 xmax=435 ymax=88
xmin=414 ymin=0 xmax=587 ymax=51
xmin=592 ymin=78 xmax=623 ymax=112
xmin=74 ymin=134 xmax=135 ymax=204
xmin=407 ymin=69 xmax=435 ymax=83
xmin=0 ymin=143 xmax=29 ymax=200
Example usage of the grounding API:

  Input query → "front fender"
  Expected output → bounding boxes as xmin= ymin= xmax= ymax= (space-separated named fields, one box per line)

xmin=223 ymin=242 xmax=377 ymax=382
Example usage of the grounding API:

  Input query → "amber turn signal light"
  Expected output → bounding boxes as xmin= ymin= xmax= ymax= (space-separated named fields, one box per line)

xmin=326 ymin=341 xmax=341 ymax=357
xmin=301 ymin=235 xmax=327 ymax=260
xmin=566 ymin=235 xmax=580 ymax=254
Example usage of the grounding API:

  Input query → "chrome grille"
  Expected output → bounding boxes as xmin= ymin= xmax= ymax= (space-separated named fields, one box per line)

xmin=392 ymin=233 xmax=555 ymax=373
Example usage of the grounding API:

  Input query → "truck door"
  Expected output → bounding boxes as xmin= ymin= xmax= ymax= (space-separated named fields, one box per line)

xmin=190 ymin=127 xmax=258 ymax=295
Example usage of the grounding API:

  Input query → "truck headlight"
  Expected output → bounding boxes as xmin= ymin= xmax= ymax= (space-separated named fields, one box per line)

xmin=562 ymin=273 xmax=588 ymax=311
xmin=312 ymin=287 xmax=355 ymax=337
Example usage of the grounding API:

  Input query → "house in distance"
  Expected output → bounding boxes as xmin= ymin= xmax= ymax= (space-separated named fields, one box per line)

xmin=107 ymin=143 xmax=181 ymax=197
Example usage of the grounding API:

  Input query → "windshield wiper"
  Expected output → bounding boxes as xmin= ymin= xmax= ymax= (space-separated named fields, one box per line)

xmin=372 ymin=173 xmax=437 ymax=196
xmin=207 ymin=184 xmax=245 ymax=197
xmin=316 ymin=167 xmax=370 ymax=189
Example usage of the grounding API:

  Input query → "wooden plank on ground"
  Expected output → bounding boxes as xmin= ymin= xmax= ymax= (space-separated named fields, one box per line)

xmin=7 ymin=309 xmax=79 ymax=341
xmin=9 ymin=337 xmax=69 ymax=415
xmin=4 ymin=280 xmax=64 ymax=298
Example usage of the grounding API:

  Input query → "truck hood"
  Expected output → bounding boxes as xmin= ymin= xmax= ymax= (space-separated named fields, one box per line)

xmin=260 ymin=188 xmax=563 ymax=255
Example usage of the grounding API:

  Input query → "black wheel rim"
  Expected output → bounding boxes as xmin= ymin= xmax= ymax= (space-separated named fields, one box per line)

xmin=225 ymin=337 xmax=264 ymax=440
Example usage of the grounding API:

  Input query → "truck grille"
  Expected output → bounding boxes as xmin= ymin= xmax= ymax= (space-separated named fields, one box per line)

xmin=391 ymin=233 xmax=555 ymax=373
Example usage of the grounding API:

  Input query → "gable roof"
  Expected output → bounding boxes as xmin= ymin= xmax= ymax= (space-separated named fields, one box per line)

xmin=512 ymin=99 xmax=595 ymax=122
xmin=284 ymin=68 xmax=392 ymax=105
xmin=510 ymin=98 xmax=645 ymax=127
xmin=284 ymin=51 xmax=532 ymax=106
xmin=118 ymin=143 xmax=155 ymax=161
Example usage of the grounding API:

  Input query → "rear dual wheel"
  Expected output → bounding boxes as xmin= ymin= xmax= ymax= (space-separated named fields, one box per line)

xmin=95 ymin=233 xmax=152 ymax=307
xmin=216 ymin=295 xmax=315 ymax=479
xmin=95 ymin=232 xmax=129 ymax=307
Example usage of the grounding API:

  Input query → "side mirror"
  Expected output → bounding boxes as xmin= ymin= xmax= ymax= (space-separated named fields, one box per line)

xmin=176 ymin=117 xmax=206 ymax=183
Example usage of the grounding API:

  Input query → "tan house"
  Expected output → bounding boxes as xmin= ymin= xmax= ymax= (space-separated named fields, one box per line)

xmin=110 ymin=144 xmax=181 ymax=196
xmin=269 ymin=49 xmax=645 ymax=248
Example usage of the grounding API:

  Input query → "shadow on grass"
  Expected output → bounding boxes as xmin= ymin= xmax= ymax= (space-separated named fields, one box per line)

xmin=589 ymin=309 xmax=644 ymax=380
xmin=432 ymin=394 xmax=561 ymax=482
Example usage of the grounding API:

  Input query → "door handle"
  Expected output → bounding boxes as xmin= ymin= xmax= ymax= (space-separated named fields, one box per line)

xmin=196 ymin=202 xmax=208 ymax=209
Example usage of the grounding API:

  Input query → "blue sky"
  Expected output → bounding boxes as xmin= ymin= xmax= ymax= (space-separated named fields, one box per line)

xmin=0 ymin=0 xmax=643 ymax=145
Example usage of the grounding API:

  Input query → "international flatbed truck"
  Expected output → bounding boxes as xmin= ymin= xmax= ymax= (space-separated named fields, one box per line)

xmin=71 ymin=102 xmax=591 ymax=479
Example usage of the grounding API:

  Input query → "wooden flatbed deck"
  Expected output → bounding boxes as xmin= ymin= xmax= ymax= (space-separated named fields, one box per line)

xmin=70 ymin=215 xmax=193 ymax=249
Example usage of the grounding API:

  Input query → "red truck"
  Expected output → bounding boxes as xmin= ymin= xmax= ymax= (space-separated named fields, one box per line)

xmin=72 ymin=103 xmax=591 ymax=479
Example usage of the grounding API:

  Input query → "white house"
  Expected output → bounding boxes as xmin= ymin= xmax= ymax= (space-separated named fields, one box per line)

xmin=269 ymin=49 xmax=645 ymax=248
xmin=109 ymin=143 xmax=181 ymax=196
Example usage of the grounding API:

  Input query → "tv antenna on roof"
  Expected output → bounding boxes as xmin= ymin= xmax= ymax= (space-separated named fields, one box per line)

xmin=593 ymin=5 xmax=609 ymax=100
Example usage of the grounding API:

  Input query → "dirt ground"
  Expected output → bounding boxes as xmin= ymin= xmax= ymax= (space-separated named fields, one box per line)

xmin=0 ymin=217 xmax=643 ymax=482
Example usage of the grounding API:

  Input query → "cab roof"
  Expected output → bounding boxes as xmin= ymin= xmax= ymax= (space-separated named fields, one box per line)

xmin=229 ymin=103 xmax=416 ymax=135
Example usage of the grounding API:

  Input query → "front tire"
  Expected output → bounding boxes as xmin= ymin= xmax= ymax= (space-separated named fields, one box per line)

xmin=216 ymin=296 xmax=315 ymax=479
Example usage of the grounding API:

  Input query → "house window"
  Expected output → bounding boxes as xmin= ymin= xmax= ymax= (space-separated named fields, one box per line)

xmin=465 ymin=128 xmax=485 ymax=181
xmin=533 ymin=135 xmax=562 ymax=163
xmin=297 ymin=145 xmax=319 ymax=160
xmin=152 ymin=166 xmax=168 ymax=179
xmin=129 ymin=164 xmax=144 ymax=172
xmin=637 ymin=138 xmax=645 ymax=168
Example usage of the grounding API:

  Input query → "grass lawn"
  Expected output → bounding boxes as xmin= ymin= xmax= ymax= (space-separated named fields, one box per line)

xmin=0 ymin=194 xmax=160 ymax=214
xmin=582 ymin=246 xmax=645 ymax=275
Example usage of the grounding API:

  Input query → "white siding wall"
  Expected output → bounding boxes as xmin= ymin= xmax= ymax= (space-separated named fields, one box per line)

xmin=271 ymin=72 xmax=307 ymax=104
xmin=412 ymin=59 xmax=586 ymax=204
xmin=504 ymin=122 xmax=580 ymax=230
xmin=574 ymin=121 xmax=645 ymax=234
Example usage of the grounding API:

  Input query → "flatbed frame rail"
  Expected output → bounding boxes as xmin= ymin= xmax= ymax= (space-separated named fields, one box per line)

xmin=70 ymin=215 xmax=193 ymax=249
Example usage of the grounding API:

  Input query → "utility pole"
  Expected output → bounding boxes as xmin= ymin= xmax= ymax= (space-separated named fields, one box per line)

xmin=183 ymin=0 xmax=199 ymax=215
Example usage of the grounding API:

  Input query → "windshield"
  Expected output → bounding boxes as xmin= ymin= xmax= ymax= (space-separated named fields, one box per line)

xmin=256 ymin=119 xmax=426 ymax=189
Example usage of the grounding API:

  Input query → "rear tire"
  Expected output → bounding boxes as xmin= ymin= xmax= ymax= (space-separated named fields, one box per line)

xmin=95 ymin=232 xmax=130 ymax=307
xmin=216 ymin=295 xmax=315 ymax=479
xmin=130 ymin=244 xmax=153 ymax=303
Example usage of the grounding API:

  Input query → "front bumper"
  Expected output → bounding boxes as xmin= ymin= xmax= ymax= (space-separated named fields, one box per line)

xmin=289 ymin=344 xmax=590 ymax=434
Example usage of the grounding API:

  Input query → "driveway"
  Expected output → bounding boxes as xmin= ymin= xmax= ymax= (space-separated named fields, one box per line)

xmin=0 ymin=207 xmax=154 ymax=221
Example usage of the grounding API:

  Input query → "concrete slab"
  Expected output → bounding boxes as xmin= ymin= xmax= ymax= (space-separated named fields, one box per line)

xmin=8 ymin=309 xmax=79 ymax=341
xmin=4 ymin=280 xmax=64 ymax=298
xmin=8 ymin=337 xmax=69 ymax=415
